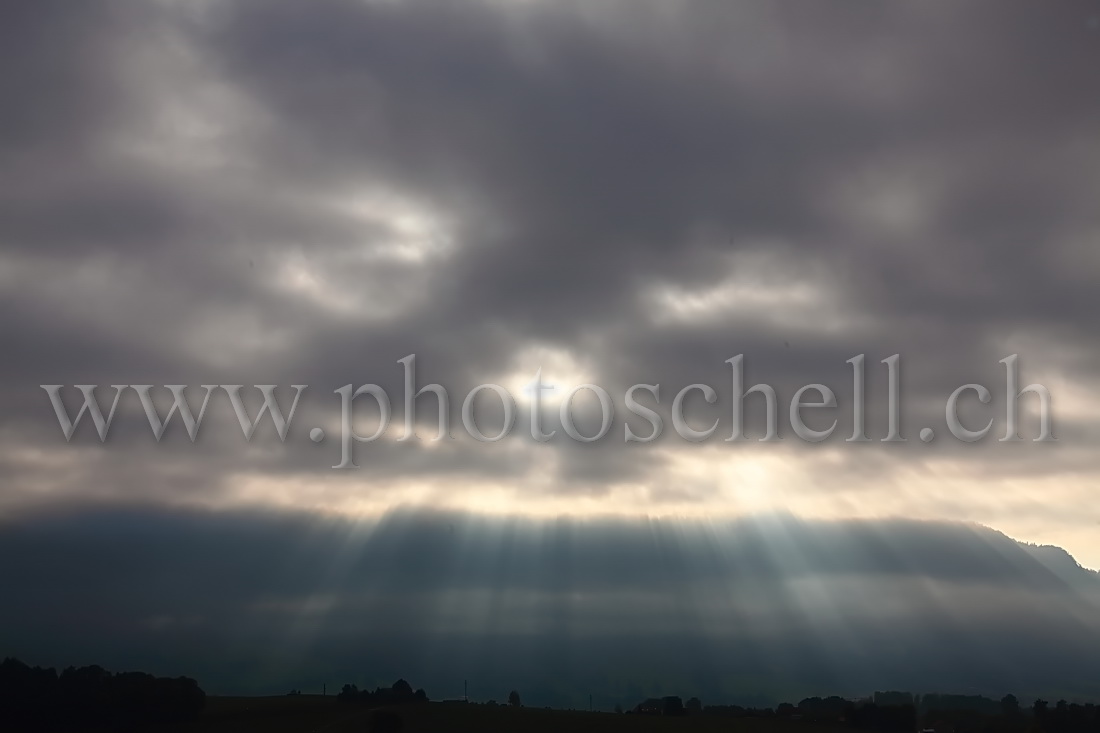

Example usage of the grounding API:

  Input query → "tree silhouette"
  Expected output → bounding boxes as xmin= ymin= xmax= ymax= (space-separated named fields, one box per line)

xmin=662 ymin=696 xmax=685 ymax=716
xmin=0 ymin=657 xmax=204 ymax=730
xmin=508 ymin=690 xmax=521 ymax=707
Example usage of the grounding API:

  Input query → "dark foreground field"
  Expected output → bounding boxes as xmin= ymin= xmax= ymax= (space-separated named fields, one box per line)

xmin=158 ymin=696 xmax=844 ymax=733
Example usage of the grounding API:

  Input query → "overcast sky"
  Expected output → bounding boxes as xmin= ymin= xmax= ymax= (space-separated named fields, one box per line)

xmin=3 ymin=0 xmax=1100 ymax=700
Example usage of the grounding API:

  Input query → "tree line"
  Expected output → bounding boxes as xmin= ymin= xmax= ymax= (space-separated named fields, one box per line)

xmin=624 ymin=690 xmax=1100 ymax=733
xmin=336 ymin=677 xmax=429 ymax=705
xmin=0 ymin=657 xmax=205 ymax=731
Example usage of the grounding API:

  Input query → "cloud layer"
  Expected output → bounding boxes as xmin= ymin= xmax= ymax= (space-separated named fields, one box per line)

xmin=2 ymin=507 xmax=1098 ymax=704
xmin=3 ymin=0 xmax=1100 ymax=697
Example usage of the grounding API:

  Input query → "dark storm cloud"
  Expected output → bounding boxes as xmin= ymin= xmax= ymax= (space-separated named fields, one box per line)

xmin=1 ymin=507 xmax=1098 ymax=702
xmin=2 ymin=0 xmax=1097 ymax=469
xmin=3 ymin=2 xmax=1100 ymax=684
xmin=8 ymin=0 xmax=1100 ymax=709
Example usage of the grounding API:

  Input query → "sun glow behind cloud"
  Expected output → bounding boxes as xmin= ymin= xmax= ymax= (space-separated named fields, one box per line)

xmin=31 ymin=435 xmax=1080 ymax=568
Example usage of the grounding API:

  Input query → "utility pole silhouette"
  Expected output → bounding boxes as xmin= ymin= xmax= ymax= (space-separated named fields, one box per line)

xmin=464 ymin=679 xmax=468 ymax=703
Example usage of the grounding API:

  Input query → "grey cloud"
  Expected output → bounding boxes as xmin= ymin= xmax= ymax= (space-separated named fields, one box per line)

xmin=3 ymin=3 xmax=1100 ymax=696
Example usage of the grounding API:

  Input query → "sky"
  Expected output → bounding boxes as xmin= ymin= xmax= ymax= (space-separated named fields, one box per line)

xmin=3 ymin=0 xmax=1100 ymax=703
